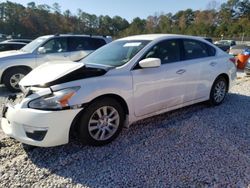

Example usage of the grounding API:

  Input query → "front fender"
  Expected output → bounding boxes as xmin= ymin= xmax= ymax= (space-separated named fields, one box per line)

xmin=50 ymin=72 xmax=134 ymax=114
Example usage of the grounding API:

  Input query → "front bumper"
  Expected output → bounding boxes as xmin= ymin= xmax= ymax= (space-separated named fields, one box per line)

xmin=1 ymin=104 xmax=82 ymax=147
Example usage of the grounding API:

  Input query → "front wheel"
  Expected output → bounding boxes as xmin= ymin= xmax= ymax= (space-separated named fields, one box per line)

xmin=78 ymin=98 xmax=125 ymax=146
xmin=209 ymin=76 xmax=228 ymax=105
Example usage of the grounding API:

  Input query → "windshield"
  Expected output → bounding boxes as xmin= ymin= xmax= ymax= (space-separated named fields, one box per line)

xmin=80 ymin=40 xmax=150 ymax=67
xmin=21 ymin=36 xmax=50 ymax=53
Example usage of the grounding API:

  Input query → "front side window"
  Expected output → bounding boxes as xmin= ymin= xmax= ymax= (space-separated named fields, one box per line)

xmin=68 ymin=37 xmax=107 ymax=52
xmin=142 ymin=40 xmax=181 ymax=64
xmin=42 ymin=37 xmax=67 ymax=54
xmin=80 ymin=40 xmax=150 ymax=67
xmin=183 ymin=39 xmax=209 ymax=60
xmin=68 ymin=37 xmax=89 ymax=51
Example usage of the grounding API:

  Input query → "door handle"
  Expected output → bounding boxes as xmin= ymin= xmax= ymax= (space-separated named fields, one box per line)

xmin=210 ymin=62 xmax=217 ymax=66
xmin=176 ymin=69 xmax=186 ymax=74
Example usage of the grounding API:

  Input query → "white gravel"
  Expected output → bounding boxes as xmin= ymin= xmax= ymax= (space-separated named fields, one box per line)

xmin=0 ymin=75 xmax=249 ymax=187
xmin=0 ymin=85 xmax=10 ymax=140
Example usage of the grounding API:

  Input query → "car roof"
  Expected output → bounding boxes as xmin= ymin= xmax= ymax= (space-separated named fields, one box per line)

xmin=5 ymin=39 xmax=32 ymax=43
xmin=118 ymin=34 xmax=208 ymax=42
xmin=220 ymin=40 xmax=235 ymax=42
xmin=0 ymin=41 xmax=27 ymax=45
xmin=41 ymin=34 xmax=110 ymax=39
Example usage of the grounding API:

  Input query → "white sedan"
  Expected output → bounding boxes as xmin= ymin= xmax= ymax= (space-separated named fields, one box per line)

xmin=1 ymin=34 xmax=237 ymax=147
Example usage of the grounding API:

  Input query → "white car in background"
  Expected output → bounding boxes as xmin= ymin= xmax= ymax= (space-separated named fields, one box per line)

xmin=0 ymin=34 xmax=112 ymax=91
xmin=1 ymin=34 xmax=237 ymax=147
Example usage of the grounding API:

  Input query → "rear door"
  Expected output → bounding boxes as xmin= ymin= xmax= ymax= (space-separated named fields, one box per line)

xmin=36 ymin=37 xmax=70 ymax=66
xmin=68 ymin=37 xmax=106 ymax=61
xmin=181 ymin=39 xmax=217 ymax=101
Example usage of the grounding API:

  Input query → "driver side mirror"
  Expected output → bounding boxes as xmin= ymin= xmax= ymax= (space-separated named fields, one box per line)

xmin=139 ymin=58 xmax=161 ymax=68
xmin=37 ymin=47 xmax=46 ymax=54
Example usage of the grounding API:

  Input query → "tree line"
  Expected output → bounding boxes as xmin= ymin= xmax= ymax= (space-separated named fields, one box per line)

xmin=0 ymin=0 xmax=249 ymax=40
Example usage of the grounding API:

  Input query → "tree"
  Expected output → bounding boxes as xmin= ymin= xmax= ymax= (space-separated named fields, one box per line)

xmin=0 ymin=1 xmax=249 ymax=39
xmin=52 ymin=2 xmax=61 ymax=14
xmin=27 ymin=2 xmax=36 ymax=9
xmin=157 ymin=14 xmax=173 ymax=33
xmin=123 ymin=17 xmax=147 ymax=36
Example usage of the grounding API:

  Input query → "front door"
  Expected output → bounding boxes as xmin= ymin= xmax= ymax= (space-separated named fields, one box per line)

xmin=132 ymin=39 xmax=187 ymax=117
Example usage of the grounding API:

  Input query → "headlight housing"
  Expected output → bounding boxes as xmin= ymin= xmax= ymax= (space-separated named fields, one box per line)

xmin=28 ymin=87 xmax=80 ymax=110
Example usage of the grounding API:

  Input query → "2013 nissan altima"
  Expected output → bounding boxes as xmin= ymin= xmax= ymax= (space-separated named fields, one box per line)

xmin=1 ymin=34 xmax=237 ymax=147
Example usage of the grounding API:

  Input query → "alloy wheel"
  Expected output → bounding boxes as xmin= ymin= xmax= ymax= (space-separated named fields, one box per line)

xmin=213 ymin=80 xmax=226 ymax=103
xmin=88 ymin=106 xmax=120 ymax=141
xmin=10 ymin=73 xmax=25 ymax=90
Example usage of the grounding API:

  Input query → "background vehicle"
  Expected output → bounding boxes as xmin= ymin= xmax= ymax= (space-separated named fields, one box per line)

xmin=0 ymin=34 xmax=112 ymax=91
xmin=214 ymin=40 xmax=236 ymax=52
xmin=203 ymin=37 xmax=213 ymax=43
xmin=229 ymin=44 xmax=250 ymax=56
xmin=245 ymin=59 xmax=250 ymax=76
xmin=0 ymin=41 xmax=27 ymax=52
xmin=3 ymin=39 xmax=32 ymax=44
xmin=0 ymin=34 xmax=7 ymax=42
xmin=1 ymin=34 xmax=237 ymax=147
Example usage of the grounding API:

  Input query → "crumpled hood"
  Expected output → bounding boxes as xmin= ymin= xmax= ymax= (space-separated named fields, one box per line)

xmin=19 ymin=61 xmax=108 ymax=87
xmin=0 ymin=50 xmax=29 ymax=60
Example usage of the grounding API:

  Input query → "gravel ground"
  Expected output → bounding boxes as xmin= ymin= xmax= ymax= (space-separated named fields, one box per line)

xmin=0 ymin=75 xmax=249 ymax=187
xmin=0 ymin=85 xmax=10 ymax=140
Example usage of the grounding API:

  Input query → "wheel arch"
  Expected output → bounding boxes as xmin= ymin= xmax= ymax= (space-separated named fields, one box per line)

xmin=69 ymin=93 xmax=129 ymax=140
xmin=1 ymin=65 xmax=32 ymax=84
xmin=214 ymin=73 xmax=230 ymax=91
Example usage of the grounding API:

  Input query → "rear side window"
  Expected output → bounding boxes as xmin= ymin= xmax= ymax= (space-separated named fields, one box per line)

xmin=183 ymin=39 xmax=212 ymax=60
xmin=206 ymin=44 xmax=216 ymax=56
xmin=68 ymin=37 xmax=106 ymax=51
xmin=142 ymin=40 xmax=181 ymax=64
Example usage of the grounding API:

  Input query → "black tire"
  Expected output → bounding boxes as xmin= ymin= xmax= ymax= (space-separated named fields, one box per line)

xmin=209 ymin=76 xmax=228 ymax=106
xmin=78 ymin=97 xmax=125 ymax=146
xmin=2 ymin=68 xmax=30 ymax=92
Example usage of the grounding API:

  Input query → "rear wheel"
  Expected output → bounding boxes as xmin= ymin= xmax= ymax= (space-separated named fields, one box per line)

xmin=209 ymin=76 xmax=228 ymax=105
xmin=78 ymin=98 xmax=125 ymax=146
xmin=3 ymin=68 xmax=30 ymax=92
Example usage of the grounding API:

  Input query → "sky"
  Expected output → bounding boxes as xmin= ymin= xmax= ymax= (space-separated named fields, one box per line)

xmin=8 ymin=0 xmax=228 ymax=22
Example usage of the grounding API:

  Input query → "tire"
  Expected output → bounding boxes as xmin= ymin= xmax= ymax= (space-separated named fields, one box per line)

xmin=209 ymin=76 xmax=228 ymax=106
xmin=3 ymin=68 xmax=30 ymax=92
xmin=78 ymin=97 xmax=125 ymax=146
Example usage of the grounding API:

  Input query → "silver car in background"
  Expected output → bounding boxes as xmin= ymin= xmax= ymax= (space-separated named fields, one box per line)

xmin=0 ymin=34 xmax=112 ymax=91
